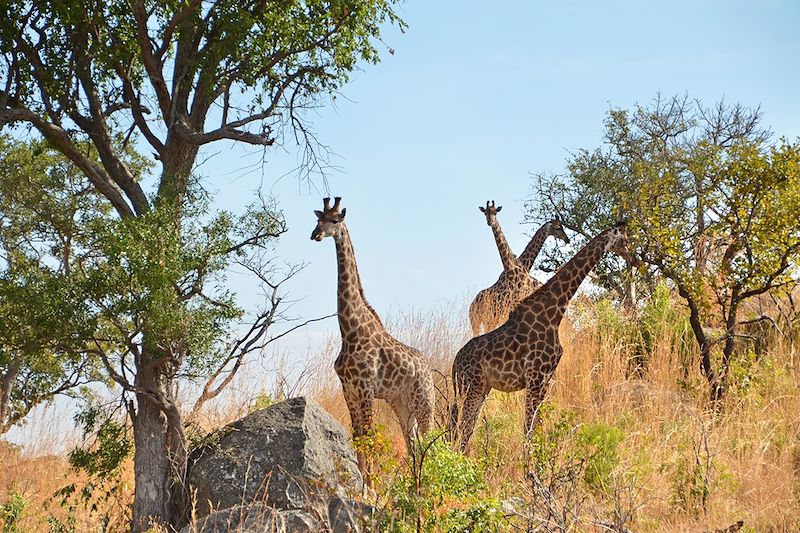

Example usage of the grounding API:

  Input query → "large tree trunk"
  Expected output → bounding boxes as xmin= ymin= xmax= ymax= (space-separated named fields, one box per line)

xmin=675 ymin=282 xmax=724 ymax=406
xmin=621 ymin=261 xmax=637 ymax=313
xmin=131 ymin=388 xmax=173 ymax=532
xmin=713 ymin=301 xmax=740 ymax=405
xmin=130 ymin=146 xmax=196 ymax=530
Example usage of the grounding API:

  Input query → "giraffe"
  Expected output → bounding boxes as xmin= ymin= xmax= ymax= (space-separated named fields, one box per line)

xmin=468 ymin=200 xmax=570 ymax=335
xmin=450 ymin=225 xmax=631 ymax=451
xmin=311 ymin=197 xmax=435 ymax=473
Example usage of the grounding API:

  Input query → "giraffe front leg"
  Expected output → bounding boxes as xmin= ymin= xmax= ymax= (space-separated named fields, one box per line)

xmin=343 ymin=383 xmax=375 ymax=482
xmin=456 ymin=384 xmax=488 ymax=453
xmin=523 ymin=384 xmax=548 ymax=438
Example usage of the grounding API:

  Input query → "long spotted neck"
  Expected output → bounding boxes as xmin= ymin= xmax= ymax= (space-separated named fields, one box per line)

xmin=488 ymin=217 xmax=520 ymax=272
xmin=332 ymin=224 xmax=383 ymax=334
xmin=535 ymin=229 xmax=613 ymax=319
xmin=518 ymin=222 xmax=551 ymax=271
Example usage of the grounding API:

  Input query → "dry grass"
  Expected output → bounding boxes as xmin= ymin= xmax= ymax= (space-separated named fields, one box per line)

xmin=309 ymin=296 xmax=800 ymax=532
xmin=2 ymin=295 xmax=799 ymax=532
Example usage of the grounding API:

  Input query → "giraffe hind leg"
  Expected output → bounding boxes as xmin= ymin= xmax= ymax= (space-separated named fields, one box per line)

xmin=389 ymin=395 xmax=417 ymax=453
xmin=413 ymin=372 xmax=434 ymax=437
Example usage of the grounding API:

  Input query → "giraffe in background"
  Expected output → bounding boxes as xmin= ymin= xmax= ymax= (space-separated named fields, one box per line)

xmin=469 ymin=200 xmax=570 ymax=334
xmin=451 ymin=225 xmax=632 ymax=450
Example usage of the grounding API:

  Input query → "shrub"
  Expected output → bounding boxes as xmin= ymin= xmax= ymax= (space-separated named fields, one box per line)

xmin=0 ymin=488 xmax=28 ymax=533
xmin=380 ymin=433 xmax=506 ymax=532
xmin=576 ymin=422 xmax=625 ymax=494
xmin=526 ymin=403 xmax=624 ymax=494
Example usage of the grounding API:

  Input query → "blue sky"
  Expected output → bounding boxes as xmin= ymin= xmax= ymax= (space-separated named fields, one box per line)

xmin=203 ymin=0 xmax=800 ymax=358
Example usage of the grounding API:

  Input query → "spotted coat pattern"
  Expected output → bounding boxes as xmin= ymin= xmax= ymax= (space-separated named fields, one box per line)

xmin=469 ymin=203 xmax=570 ymax=335
xmin=311 ymin=197 xmax=435 ymax=473
xmin=451 ymin=227 xmax=629 ymax=451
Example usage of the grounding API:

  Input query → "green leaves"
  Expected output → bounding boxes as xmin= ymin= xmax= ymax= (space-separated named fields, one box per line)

xmin=530 ymin=94 xmax=800 ymax=400
xmin=70 ymin=405 xmax=132 ymax=478
xmin=0 ymin=137 xmax=104 ymax=433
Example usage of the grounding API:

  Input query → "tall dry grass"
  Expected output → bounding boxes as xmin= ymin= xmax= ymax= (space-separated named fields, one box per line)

xmin=2 ymin=293 xmax=799 ymax=532
xmin=308 ymin=294 xmax=800 ymax=532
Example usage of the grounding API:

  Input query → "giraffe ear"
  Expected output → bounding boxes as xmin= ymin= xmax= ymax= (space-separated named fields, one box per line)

xmin=478 ymin=206 xmax=486 ymax=213
xmin=339 ymin=208 xmax=347 ymax=220
xmin=314 ymin=210 xmax=324 ymax=219
xmin=496 ymin=206 xmax=503 ymax=212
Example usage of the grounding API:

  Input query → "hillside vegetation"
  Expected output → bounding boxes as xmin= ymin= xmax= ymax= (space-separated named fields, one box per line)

xmin=2 ymin=290 xmax=798 ymax=532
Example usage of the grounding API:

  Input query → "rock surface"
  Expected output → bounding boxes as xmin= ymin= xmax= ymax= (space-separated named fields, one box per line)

xmin=182 ymin=397 xmax=370 ymax=532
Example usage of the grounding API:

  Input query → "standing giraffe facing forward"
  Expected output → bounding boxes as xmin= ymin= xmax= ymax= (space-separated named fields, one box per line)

xmin=311 ymin=197 xmax=435 ymax=473
xmin=469 ymin=200 xmax=570 ymax=335
xmin=451 ymin=225 xmax=631 ymax=451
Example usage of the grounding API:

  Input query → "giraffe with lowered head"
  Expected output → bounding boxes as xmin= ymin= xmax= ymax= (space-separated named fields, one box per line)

xmin=451 ymin=224 xmax=632 ymax=451
xmin=311 ymin=197 xmax=435 ymax=472
xmin=469 ymin=200 xmax=570 ymax=335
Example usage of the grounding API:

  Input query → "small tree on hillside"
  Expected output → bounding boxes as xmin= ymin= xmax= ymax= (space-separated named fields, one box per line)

xmin=530 ymin=95 xmax=800 ymax=403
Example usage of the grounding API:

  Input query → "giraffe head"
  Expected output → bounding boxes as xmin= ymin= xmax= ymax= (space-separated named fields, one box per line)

xmin=478 ymin=200 xmax=502 ymax=225
xmin=547 ymin=219 xmax=570 ymax=244
xmin=310 ymin=197 xmax=347 ymax=241
xmin=605 ymin=223 xmax=635 ymax=263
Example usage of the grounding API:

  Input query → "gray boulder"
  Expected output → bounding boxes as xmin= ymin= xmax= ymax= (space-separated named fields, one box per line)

xmin=178 ymin=503 xmax=325 ymax=533
xmin=184 ymin=397 xmax=370 ymax=532
xmin=180 ymin=503 xmax=285 ymax=533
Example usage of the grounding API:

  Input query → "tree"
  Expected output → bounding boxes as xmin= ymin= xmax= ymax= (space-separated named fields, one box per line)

xmin=0 ymin=136 xmax=104 ymax=434
xmin=529 ymin=95 xmax=800 ymax=404
xmin=0 ymin=1 xmax=403 ymax=529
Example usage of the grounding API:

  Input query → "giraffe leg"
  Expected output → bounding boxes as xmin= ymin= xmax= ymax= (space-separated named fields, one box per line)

xmin=343 ymin=383 xmax=375 ymax=480
xmin=389 ymin=395 xmax=417 ymax=453
xmin=412 ymin=373 xmax=434 ymax=437
xmin=456 ymin=383 xmax=488 ymax=453
xmin=523 ymin=384 xmax=548 ymax=437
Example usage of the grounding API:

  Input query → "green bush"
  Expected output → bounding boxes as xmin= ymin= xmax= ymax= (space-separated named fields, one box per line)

xmin=381 ymin=434 xmax=506 ymax=532
xmin=526 ymin=402 xmax=577 ymax=480
xmin=594 ymin=284 xmax=693 ymax=374
xmin=527 ymin=402 xmax=624 ymax=495
xmin=666 ymin=434 xmax=737 ymax=516
xmin=576 ymin=422 xmax=624 ymax=493
xmin=0 ymin=488 xmax=28 ymax=533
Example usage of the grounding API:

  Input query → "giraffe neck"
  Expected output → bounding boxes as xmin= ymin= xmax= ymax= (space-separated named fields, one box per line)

xmin=488 ymin=217 xmax=519 ymax=272
xmin=532 ymin=229 xmax=613 ymax=318
xmin=332 ymin=224 xmax=384 ymax=334
xmin=517 ymin=222 xmax=551 ymax=272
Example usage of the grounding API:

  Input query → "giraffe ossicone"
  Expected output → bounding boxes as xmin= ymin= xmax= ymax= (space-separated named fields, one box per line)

xmin=311 ymin=196 xmax=435 ymax=476
xmin=451 ymin=224 xmax=631 ymax=451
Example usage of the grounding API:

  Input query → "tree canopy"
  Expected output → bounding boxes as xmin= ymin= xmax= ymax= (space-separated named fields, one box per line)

xmin=0 ymin=136 xmax=105 ymax=433
xmin=1 ymin=1 xmax=404 ymax=529
xmin=529 ymin=95 xmax=800 ymax=402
